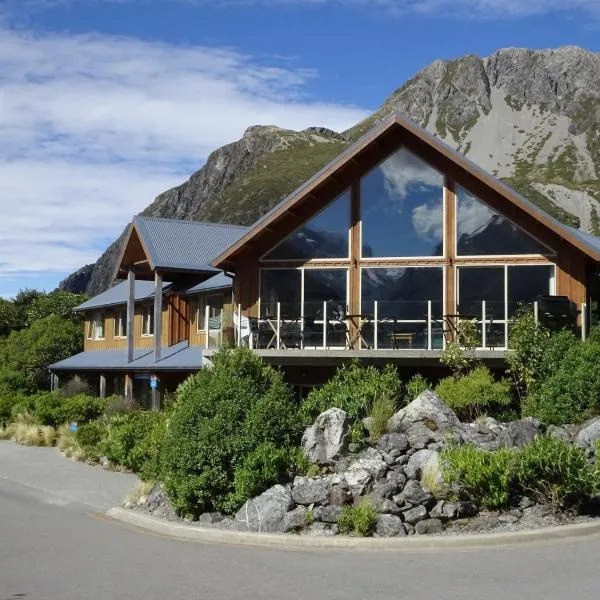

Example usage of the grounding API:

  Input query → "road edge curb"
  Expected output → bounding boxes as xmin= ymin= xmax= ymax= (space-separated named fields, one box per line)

xmin=105 ymin=508 xmax=600 ymax=551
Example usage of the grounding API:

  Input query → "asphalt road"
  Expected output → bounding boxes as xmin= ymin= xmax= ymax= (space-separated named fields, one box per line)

xmin=1 ymin=443 xmax=600 ymax=600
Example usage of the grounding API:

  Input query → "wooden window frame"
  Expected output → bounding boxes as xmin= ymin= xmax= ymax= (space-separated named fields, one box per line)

xmin=88 ymin=311 xmax=105 ymax=341
xmin=141 ymin=304 xmax=154 ymax=337
xmin=114 ymin=308 xmax=127 ymax=339
xmin=196 ymin=293 xmax=225 ymax=332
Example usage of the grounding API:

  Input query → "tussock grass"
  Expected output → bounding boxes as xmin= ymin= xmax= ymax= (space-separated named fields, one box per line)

xmin=421 ymin=460 xmax=444 ymax=497
xmin=6 ymin=415 xmax=57 ymax=447
xmin=56 ymin=423 xmax=78 ymax=456
xmin=366 ymin=392 xmax=397 ymax=441
xmin=125 ymin=480 xmax=155 ymax=505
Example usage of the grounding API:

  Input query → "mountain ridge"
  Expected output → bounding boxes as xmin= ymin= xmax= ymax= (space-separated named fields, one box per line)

xmin=60 ymin=45 xmax=600 ymax=296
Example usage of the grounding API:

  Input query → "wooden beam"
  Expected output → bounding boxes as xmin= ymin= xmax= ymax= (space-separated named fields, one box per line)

xmin=349 ymin=181 xmax=361 ymax=348
xmin=154 ymin=271 xmax=163 ymax=363
xmin=444 ymin=177 xmax=457 ymax=337
xmin=99 ymin=374 xmax=107 ymax=399
xmin=124 ymin=373 xmax=133 ymax=401
xmin=127 ymin=269 xmax=135 ymax=363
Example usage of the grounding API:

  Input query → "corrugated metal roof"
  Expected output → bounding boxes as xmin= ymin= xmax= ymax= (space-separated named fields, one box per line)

xmin=74 ymin=280 xmax=172 ymax=312
xmin=134 ymin=216 xmax=248 ymax=272
xmin=184 ymin=272 xmax=232 ymax=295
xmin=49 ymin=341 xmax=205 ymax=372
xmin=565 ymin=226 xmax=600 ymax=255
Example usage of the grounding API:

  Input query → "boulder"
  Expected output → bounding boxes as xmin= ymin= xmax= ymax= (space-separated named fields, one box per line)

xmin=398 ymin=480 xmax=435 ymax=509
xmin=314 ymin=505 xmax=343 ymax=523
xmin=197 ymin=512 xmax=224 ymax=525
xmin=343 ymin=457 xmax=388 ymax=496
xmin=498 ymin=417 xmax=544 ymax=448
xmin=575 ymin=417 xmax=600 ymax=448
xmin=547 ymin=425 xmax=572 ymax=443
xmin=376 ymin=514 xmax=404 ymax=537
xmin=402 ymin=505 xmax=428 ymax=524
xmin=306 ymin=522 xmax=339 ymax=537
xmin=388 ymin=390 xmax=461 ymax=434
xmin=429 ymin=500 xmax=457 ymax=521
xmin=455 ymin=501 xmax=478 ymax=518
xmin=302 ymin=408 xmax=350 ymax=465
xmin=405 ymin=422 xmax=437 ymax=449
xmin=284 ymin=506 xmax=308 ymax=532
xmin=235 ymin=485 xmax=294 ymax=533
xmin=329 ymin=483 xmax=353 ymax=506
xmin=461 ymin=423 xmax=502 ymax=451
xmin=415 ymin=518 xmax=444 ymax=535
xmin=291 ymin=477 xmax=332 ymax=506
xmin=385 ymin=469 xmax=407 ymax=494
xmin=376 ymin=433 xmax=409 ymax=454
xmin=405 ymin=449 xmax=440 ymax=482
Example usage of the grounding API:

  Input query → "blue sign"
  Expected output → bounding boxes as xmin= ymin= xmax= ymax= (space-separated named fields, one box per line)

xmin=149 ymin=376 xmax=159 ymax=389
xmin=69 ymin=422 xmax=78 ymax=433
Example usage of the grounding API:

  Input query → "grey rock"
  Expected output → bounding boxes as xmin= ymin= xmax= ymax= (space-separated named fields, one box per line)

xmin=291 ymin=477 xmax=332 ymax=506
xmin=406 ymin=422 xmax=437 ymax=449
xmin=548 ymin=425 xmax=572 ymax=443
xmin=283 ymin=506 xmax=308 ymax=532
xmin=329 ymin=483 xmax=353 ymax=506
xmin=385 ymin=469 xmax=407 ymax=494
xmin=235 ymin=485 xmax=294 ymax=533
xmin=197 ymin=512 xmax=224 ymax=525
xmin=376 ymin=514 xmax=404 ymax=537
xmin=348 ymin=443 xmax=361 ymax=453
xmin=399 ymin=480 xmax=435 ymax=509
xmin=367 ymin=492 xmax=403 ymax=516
xmin=429 ymin=500 xmax=457 ymax=521
xmin=575 ymin=416 xmax=600 ymax=448
xmin=405 ymin=449 xmax=441 ymax=482
xmin=343 ymin=457 xmax=388 ymax=496
xmin=498 ymin=417 xmax=544 ymax=448
xmin=498 ymin=513 xmax=520 ymax=525
xmin=518 ymin=496 xmax=534 ymax=510
xmin=306 ymin=522 xmax=339 ymax=537
xmin=302 ymin=408 xmax=350 ymax=465
xmin=388 ymin=390 xmax=461 ymax=434
xmin=376 ymin=433 xmax=409 ymax=454
xmin=314 ymin=505 xmax=343 ymax=523
xmin=415 ymin=518 xmax=444 ymax=535
xmin=456 ymin=501 xmax=479 ymax=518
xmin=402 ymin=505 xmax=428 ymax=524
xmin=403 ymin=523 xmax=415 ymax=535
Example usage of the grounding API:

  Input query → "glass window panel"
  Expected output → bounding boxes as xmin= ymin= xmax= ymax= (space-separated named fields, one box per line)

xmin=458 ymin=266 xmax=505 ymax=318
xmin=264 ymin=190 xmax=350 ymax=260
xmin=303 ymin=270 xmax=348 ymax=347
xmin=507 ymin=265 xmax=554 ymax=317
xmin=260 ymin=269 xmax=301 ymax=318
xmin=361 ymin=148 xmax=444 ymax=258
xmin=361 ymin=267 xmax=443 ymax=349
xmin=457 ymin=186 xmax=551 ymax=256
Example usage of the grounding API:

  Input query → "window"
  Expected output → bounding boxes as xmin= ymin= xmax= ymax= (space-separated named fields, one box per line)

xmin=361 ymin=147 xmax=444 ymax=258
xmin=88 ymin=311 xmax=105 ymax=340
xmin=456 ymin=186 xmax=552 ymax=256
xmin=507 ymin=265 xmax=554 ymax=317
xmin=196 ymin=294 xmax=224 ymax=331
xmin=141 ymin=305 xmax=154 ymax=337
xmin=260 ymin=269 xmax=302 ymax=318
xmin=115 ymin=309 xmax=127 ymax=338
xmin=361 ymin=267 xmax=443 ymax=349
xmin=263 ymin=190 xmax=350 ymax=260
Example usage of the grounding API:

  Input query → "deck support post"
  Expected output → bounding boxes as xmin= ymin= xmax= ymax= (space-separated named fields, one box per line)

xmin=99 ymin=374 xmax=107 ymax=399
xmin=124 ymin=373 xmax=133 ymax=401
xmin=127 ymin=269 xmax=135 ymax=364
xmin=154 ymin=272 xmax=163 ymax=363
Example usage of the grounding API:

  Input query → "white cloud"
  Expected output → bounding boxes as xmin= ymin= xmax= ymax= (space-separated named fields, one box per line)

xmin=0 ymin=27 xmax=369 ymax=294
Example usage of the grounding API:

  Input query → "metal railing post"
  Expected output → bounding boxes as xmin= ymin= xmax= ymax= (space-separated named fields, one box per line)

xmin=481 ymin=300 xmax=487 ymax=349
xmin=373 ymin=301 xmax=378 ymax=350
xmin=276 ymin=302 xmax=281 ymax=350
xmin=204 ymin=304 xmax=210 ymax=350
xmin=237 ymin=303 xmax=242 ymax=347
xmin=322 ymin=301 xmax=327 ymax=349
xmin=582 ymin=302 xmax=587 ymax=341
xmin=427 ymin=300 xmax=432 ymax=351
xmin=534 ymin=301 xmax=539 ymax=325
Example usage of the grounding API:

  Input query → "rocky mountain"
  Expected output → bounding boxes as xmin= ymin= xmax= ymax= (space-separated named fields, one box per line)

xmin=61 ymin=46 xmax=600 ymax=296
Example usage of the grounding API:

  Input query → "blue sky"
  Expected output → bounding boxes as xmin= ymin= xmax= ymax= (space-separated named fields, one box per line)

xmin=1 ymin=0 xmax=599 ymax=298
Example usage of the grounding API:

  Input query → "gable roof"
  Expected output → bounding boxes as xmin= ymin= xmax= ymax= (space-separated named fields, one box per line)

xmin=213 ymin=112 xmax=600 ymax=266
xmin=114 ymin=216 xmax=249 ymax=280
xmin=74 ymin=280 xmax=171 ymax=312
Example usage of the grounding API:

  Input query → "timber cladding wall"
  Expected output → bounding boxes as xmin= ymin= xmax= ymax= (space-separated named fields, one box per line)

xmin=188 ymin=292 xmax=234 ymax=348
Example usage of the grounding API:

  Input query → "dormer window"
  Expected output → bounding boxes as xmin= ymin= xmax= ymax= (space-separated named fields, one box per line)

xmin=115 ymin=309 xmax=127 ymax=338
xmin=141 ymin=305 xmax=154 ymax=337
xmin=88 ymin=311 xmax=105 ymax=340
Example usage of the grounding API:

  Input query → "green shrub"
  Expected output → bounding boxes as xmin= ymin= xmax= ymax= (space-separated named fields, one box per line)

xmin=228 ymin=442 xmax=301 ymax=511
xmin=9 ymin=395 xmax=36 ymax=421
xmin=301 ymin=362 xmax=401 ymax=422
xmin=435 ymin=366 xmax=513 ymax=421
xmin=523 ymin=339 xmax=600 ymax=424
xmin=513 ymin=437 xmax=596 ymax=508
xmin=75 ymin=421 xmax=108 ymax=461
xmin=365 ymin=392 xmax=396 ymax=441
xmin=34 ymin=393 xmax=108 ymax=427
xmin=442 ymin=444 xmax=515 ymax=509
xmin=337 ymin=499 xmax=378 ymax=537
xmin=160 ymin=348 xmax=303 ymax=518
xmin=103 ymin=411 xmax=165 ymax=478
xmin=0 ymin=392 xmax=29 ymax=426
xmin=404 ymin=374 xmax=431 ymax=403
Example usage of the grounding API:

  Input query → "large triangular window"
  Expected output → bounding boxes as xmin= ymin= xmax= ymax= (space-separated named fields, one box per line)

xmin=456 ymin=186 xmax=552 ymax=256
xmin=263 ymin=190 xmax=350 ymax=260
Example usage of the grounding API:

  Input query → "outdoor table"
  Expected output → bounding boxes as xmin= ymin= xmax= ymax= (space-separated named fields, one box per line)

xmin=263 ymin=315 xmax=301 ymax=349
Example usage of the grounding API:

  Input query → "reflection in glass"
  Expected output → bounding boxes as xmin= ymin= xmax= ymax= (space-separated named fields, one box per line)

xmin=260 ymin=269 xmax=301 ymax=318
xmin=361 ymin=267 xmax=443 ymax=349
xmin=507 ymin=265 xmax=554 ymax=317
xmin=303 ymin=270 xmax=348 ymax=347
xmin=457 ymin=187 xmax=551 ymax=256
xmin=263 ymin=190 xmax=350 ymax=260
xmin=361 ymin=148 xmax=444 ymax=258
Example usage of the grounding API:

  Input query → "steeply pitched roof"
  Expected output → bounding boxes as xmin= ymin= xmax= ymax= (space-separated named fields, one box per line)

xmin=49 ymin=341 xmax=205 ymax=372
xmin=183 ymin=272 xmax=232 ymax=295
xmin=132 ymin=216 xmax=249 ymax=272
xmin=213 ymin=112 xmax=600 ymax=266
xmin=74 ymin=280 xmax=171 ymax=312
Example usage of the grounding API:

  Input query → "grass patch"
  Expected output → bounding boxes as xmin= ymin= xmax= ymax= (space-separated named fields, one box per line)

xmin=337 ymin=499 xmax=378 ymax=537
xmin=125 ymin=480 xmax=155 ymax=505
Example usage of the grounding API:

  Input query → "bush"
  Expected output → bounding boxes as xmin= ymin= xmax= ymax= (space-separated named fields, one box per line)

xmin=0 ymin=392 xmax=29 ymax=426
xmin=301 ymin=362 xmax=401 ymax=423
xmin=522 ymin=339 xmax=600 ymax=425
xmin=34 ymin=393 xmax=108 ymax=427
xmin=59 ymin=376 xmax=93 ymax=398
xmin=435 ymin=366 xmax=513 ymax=421
xmin=75 ymin=421 xmax=108 ymax=462
xmin=228 ymin=442 xmax=302 ymax=511
xmin=337 ymin=499 xmax=378 ymax=536
xmin=443 ymin=444 xmax=515 ymax=509
xmin=443 ymin=438 xmax=599 ymax=511
xmin=404 ymin=374 xmax=431 ymax=403
xmin=160 ymin=348 xmax=303 ymax=518
xmin=365 ymin=392 xmax=396 ymax=441
xmin=103 ymin=411 xmax=166 ymax=478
